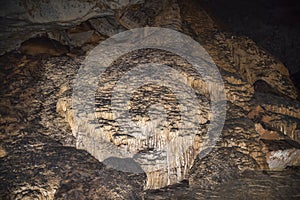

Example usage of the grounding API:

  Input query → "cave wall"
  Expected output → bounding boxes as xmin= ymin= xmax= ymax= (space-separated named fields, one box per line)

xmin=0 ymin=0 xmax=300 ymax=199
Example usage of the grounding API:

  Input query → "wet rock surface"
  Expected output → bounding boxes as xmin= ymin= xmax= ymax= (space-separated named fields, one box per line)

xmin=0 ymin=0 xmax=300 ymax=199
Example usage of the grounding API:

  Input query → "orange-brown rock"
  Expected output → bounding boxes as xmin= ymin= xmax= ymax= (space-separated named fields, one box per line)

xmin=20 ymin=37 xmax=69 ymax=56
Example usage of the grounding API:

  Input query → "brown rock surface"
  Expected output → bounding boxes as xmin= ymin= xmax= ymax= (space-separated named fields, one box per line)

xmin=146 ymin=168 xmax=300 ymax=199
xmin=19 ymin=37 xmax=69 ymax=57
xmin=0 ymin=54 xmax=145 ymax=199
xmin=0 ymin=0 xmax=300 ymax=199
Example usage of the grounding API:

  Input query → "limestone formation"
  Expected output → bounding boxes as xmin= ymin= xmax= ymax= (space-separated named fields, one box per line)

xmin=1 ymin=0 xmax=300 ymax=199
xmin=227 ymin=36 xmax=298 ymax=99
xmin=0 ymin=55 xmax=145 ymax=199
xmin=89 ymin=49 xmax=213 ymax=189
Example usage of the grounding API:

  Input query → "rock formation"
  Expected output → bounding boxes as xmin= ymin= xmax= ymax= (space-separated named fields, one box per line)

xmin=0 ymin=0 xmax=300 ymax=199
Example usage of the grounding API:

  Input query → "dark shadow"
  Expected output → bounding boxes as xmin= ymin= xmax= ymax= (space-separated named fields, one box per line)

xmin=195 ymin=0 xmax=300 ymax=90
xmin=103 ymin=157 xmax=145 ymax=174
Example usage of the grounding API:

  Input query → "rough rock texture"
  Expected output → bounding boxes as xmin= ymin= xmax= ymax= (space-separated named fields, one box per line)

xmin=261 ymin=139 xmax=300 ymax=169
xmin=83 ymin=48 xmax=213 ymax=189
xmin=180 ymin=0 xmax=299 ymax=166
xmin=1 ymin=0 xmax=300 ymax=198
xmin=227 ymin=36 xmax=298 ymax=99
xmin=0 ymin=0 xmax=143 ymax=55
xmin=199 ymin=0 xmax=300 ymax=77
xmin=145 ymin=167 xmax=300 ymax=199
xmin=0 ymin=55 xmax=145 ymax=199
xmin=0 ymin=132 xmax=145 ymax=200
xmin=189 ymin=147 xmax=258 ymax=189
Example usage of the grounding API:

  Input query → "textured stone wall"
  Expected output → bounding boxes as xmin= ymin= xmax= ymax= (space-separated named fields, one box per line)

xmin=0 ymin=0 xmax=300 ymax=198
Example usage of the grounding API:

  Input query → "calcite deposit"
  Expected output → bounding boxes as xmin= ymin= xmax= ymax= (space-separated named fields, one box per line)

xmin=0 ymin=0 xmax=300 ymax=199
